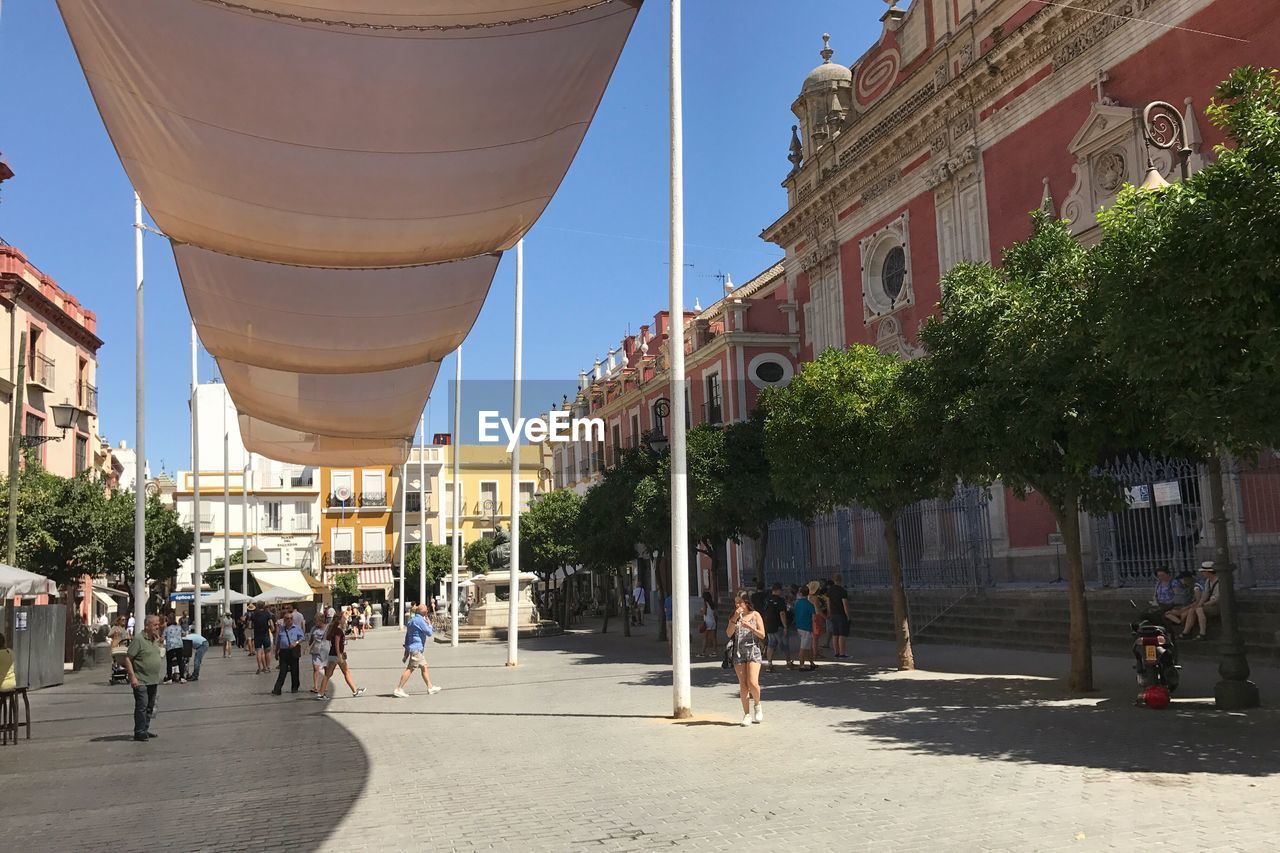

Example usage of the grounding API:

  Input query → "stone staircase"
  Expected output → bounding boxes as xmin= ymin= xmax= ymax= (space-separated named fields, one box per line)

xmin=845 ymin=587 xmax=1280 ymax=663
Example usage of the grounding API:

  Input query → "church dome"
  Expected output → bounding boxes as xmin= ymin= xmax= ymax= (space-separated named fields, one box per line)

xmin=802 ymin=34 xmax=851 ymax=93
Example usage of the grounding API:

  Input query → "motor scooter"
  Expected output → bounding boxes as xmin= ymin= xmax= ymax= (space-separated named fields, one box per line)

xmin=1130 ymin=601 xmax=1180 ymax=706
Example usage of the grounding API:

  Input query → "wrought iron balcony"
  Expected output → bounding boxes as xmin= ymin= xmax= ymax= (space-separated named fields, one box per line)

xmin=360 ymin=491 xmax=387 ymax=508
xmin=323 ymin=549 xmax=389 ymax=567
xmin=79 ymin=382 xmax=98 ymax=414
xmin=28 ymin=352 xmax=55 ymax=392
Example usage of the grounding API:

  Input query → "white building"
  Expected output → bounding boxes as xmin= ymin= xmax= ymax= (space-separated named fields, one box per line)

xmin=112 ymin=439 xmax=150 ymax=492
xmin=174 ymin=382 xmax=321 ymax=587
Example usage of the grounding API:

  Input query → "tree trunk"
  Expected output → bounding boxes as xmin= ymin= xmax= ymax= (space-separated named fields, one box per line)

xmin=1205 ymin=451 xmax=1259 ymax=708
xmin=599 ymin=573 xmax=610 ymax=634
xmin=656 ymin=549 xmax=669 ymax=642
xmin=621 ymin=572 xmax=631 ymax=637
xmin=882 ymin=512 xmax=915 ymax=670
xmin=1051 ymin=494 xmax=1093 ymax=693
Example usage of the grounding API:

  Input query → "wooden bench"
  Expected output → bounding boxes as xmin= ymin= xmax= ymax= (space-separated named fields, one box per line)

xmin=0 ymin=687 xmax=30 ymax=745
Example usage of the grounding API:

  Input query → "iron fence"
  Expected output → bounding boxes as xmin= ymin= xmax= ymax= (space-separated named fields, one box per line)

xmin=1090 ymin=452 xmax=1280 ymax=587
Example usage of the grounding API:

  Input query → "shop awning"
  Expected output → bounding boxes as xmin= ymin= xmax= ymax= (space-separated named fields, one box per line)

xmin=250 ymin=568 xmax=315 ymax=598
xmin=92 ymin=590 xmax=119 ymax=611
xmin=323 ymin=567 xmax=395 ymax=588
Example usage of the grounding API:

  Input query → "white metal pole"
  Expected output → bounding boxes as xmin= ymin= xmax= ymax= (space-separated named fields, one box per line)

xmin=133 ymin=193 xmax=146 ymax=626
xmin=507 ymin=240 xmax=524 ymax=666
xmin=450 ymin=347 xmax=462 ymax=647
xmin=223 ymin=391 xmax=230 ymax=614
xmin=241 ymin=454 xmax=249 ymax=593
xmin=190 ymin=323 xmax=201 ymax=640
xmin=398 ymin=462 xmax=406 ymax=624
xmin=669 ymin=0 xmax=692 ymax=718
xmin=418 ymin=413 xmax=427 ymax=606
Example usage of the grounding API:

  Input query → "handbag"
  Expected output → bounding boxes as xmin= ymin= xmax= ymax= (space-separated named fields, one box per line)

xmin=698 ymin=623 xmax=707 ymax=634
xmin=721 ymin=633 xmax=734 ymax=669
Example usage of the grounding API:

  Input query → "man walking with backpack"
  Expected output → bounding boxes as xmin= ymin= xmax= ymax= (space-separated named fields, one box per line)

xmin=392 ymin=604 xmax=442 ymax=698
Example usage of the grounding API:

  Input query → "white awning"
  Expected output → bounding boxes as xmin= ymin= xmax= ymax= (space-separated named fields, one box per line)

xmin=250 ymin=568 xmax=315 ymax=598
xmin=56 ymin=0 xmax=642 ymax=464
xmin=92 ymin=590 xmax=119 ymax=611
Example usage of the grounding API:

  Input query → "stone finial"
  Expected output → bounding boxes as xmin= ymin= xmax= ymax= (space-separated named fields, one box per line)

xmin=819 ymin=33 xmax=833 ymax=64
xmin=788 ymin=124 xmax=803 ymax=170
xmin=882 ymin=0 xmax=905 ymax=24
xmin=1039 ymin=178 xmax=1055 ymax=216
xmin=724 ymin=273 xmax=735 ymax=294
xmin=693 ymin=296 xmax=702 ymax=312
xmin=1183 ymin=97 xmax=1203 ymax=150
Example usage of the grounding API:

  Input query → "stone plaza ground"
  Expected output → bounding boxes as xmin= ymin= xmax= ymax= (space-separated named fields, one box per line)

xmin=3 ymin=619 xmax=1279 ymax=852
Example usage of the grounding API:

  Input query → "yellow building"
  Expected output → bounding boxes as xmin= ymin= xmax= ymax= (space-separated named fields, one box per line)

xmin=439 ymin=443 xmax=548 ymax=553
xmin=319 ymin=464 xmax=398 ymax=603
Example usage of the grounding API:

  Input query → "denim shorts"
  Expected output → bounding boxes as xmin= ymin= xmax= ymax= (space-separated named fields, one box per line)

xmin=767 ymin=631 xmax=787 ymax=651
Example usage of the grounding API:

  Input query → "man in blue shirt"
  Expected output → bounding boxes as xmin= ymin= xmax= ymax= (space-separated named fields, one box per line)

xmin=271 ymin=604 xmax=305 ymax=695
xmin=393 ymin=604 xmax=442 ymax=698
xmin=184 ymin=626 xmax=210 ymax=681
xmin=792 ymin=587 xmax=818 ymax=672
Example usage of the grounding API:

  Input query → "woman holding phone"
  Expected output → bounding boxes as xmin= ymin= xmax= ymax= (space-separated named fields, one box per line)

xmin=316 ymin=609 xmax=366 ymax=699
xmin=726 ymin=590 xmax=766 ymax=726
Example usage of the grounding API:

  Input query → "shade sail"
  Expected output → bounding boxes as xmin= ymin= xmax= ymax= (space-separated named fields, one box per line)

xmin=221 ymin=359 xmax=439 ymax=438
xmin=176 ymin=245 xmax=499 ymax=374
xmin=239 ymin=415 xmax=413 ymax=466
xmin=250 ymin=569 xmax=314 ymax=598
xmin=57 ymin=0 xmax=642 ymax=266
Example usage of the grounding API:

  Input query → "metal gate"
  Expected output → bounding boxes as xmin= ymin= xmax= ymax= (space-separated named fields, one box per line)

xmin=763 ymin=487 xmax=994 ymax=630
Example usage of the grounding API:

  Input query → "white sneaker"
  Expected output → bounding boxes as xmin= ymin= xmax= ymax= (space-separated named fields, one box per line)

xmin=741 ymin=713 xmax=752 ymax=727
xmin=753 ymin=703 xmax=763 ymax=724
xmin=315 ymin=693 xmax=328 ymax=701
xmin=427 ymin=685 xmax=442 ymax=695
xmin=352 ymin=687 xmax=366 ymax=697
xmin=392 ymin=689 xmax=409 ymax=699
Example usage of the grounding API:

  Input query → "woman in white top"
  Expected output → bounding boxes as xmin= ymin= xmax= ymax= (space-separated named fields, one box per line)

xmin=220 ymin=613 xmax=235 ymax=658
xmin=699 ymin=592 xmax=718 ymax=656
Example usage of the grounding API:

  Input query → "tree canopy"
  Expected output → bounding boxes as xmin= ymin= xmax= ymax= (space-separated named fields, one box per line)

xmin=520 ymin=489 xmax=582 ymax=584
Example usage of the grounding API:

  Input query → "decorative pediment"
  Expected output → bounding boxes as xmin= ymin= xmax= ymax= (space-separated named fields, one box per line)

xmin=1066 ymin=103 xmax=1135 ymax=155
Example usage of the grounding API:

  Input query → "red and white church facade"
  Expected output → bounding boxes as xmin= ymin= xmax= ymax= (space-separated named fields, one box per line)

xmin=555 ymin=0 xmax=1280 ymax=596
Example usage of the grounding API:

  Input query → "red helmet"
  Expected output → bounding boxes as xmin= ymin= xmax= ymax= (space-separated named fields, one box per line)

xmin=1143 ymin=685 xmax=1171 ymax=709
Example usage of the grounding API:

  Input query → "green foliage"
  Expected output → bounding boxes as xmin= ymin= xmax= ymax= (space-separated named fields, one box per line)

xmin=577 ymin=449 xmax=650 ymax=573
xmin=464 ymin=537 xmax=491 ymax=575
xmin=763 ymin=345 xmax=949 ymax=516
xmin=520 ymin=489 xmax=582 ymax=582
xmin=920 ymin=213 xmax=1146 ymax=514
xmin=100 ymin=491 xmax=192 ymax=590
xmin=331 ymin=570 xmax=360 ymax=599
xmin=1096 ymin=66 xmax=1280 ymax=458
xmin=405 ymin=541 xmax=451 ymax=593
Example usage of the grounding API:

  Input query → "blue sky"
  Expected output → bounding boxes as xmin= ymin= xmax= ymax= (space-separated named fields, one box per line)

xmin=0 ymin=0 xmax=879 ymax=472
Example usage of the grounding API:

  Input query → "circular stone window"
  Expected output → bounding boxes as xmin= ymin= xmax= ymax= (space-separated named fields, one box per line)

xmin=748 ymin=354 xmax=794 ymax=389
xmin=881 ymin=246 xmax=906 ymax=303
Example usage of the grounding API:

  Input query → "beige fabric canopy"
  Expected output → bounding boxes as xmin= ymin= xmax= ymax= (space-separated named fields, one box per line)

xmin=238 ymin=415 xmax=413 ymax=466
xmin=176 ymin=246 xmax=498 ymax=374
xmin=58 ymin=0 xmax=641 ymax=464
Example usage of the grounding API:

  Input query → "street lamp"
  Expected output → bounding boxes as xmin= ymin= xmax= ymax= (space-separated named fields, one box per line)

xmin=20 ymin=401 xmax=84 ymax=447
xmin=644 ymin=397 xmax=671 ymax=454
xmin=1138 ymin=97 xmax=1258 ymax=710
xmin=1139 ymin=100 xmax=1192 ymax=189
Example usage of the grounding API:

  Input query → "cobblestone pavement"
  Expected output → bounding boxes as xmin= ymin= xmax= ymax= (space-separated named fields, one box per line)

xmin=4 ymin=621 xmax=1279 ymax=852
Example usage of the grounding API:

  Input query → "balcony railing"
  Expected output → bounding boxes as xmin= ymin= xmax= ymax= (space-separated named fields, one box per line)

xmin=578 ymin=460 xmax=589 ymax=478
xmin=361 ymin=491 xmax=387 ymax=508
xmin=324 ymin=549 xmax=389 ymax=567
xmin=79 ymin=382 xmax=98 ymax=414
xmin=702 ymin=401 xmax=723 ymax=425
xmin=327 ymin=493 xmax=355 ymax=510
xmin=326 ymin=491 xmax=388 ymax=510
xmin=29 ymin=352 xmax=55 ymax=391
xmin=198 ymin=516 xmax=214 ymax=532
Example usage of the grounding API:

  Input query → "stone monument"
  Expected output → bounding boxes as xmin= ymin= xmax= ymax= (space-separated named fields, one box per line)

xmin=436 ymin=527 xmax=561 ymax=642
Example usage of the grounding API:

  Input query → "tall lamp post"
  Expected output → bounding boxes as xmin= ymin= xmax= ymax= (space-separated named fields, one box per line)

xmin=1139 ymin=99 xmax=1258 ymax=710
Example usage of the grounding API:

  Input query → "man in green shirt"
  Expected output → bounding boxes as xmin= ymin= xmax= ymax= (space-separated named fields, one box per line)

xmin=124 ymin=614 xmax=163 ymax=742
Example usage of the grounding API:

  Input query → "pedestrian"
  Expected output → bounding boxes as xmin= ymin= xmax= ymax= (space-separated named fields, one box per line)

xmin=827 ymin=574 xmax=851 ymax=659
xmin=792 ymin=585 xmax=817 ymax=671
xmin=750 ymin=578 xmax=767 ymax=615
xmin=664 ymin=592 xmax=673 ymax=647
xmin=810 ymin=581 xmax=828 ymax=658
xmin=762 ymin=582 xmax=791 ymax=673
xmin=248 ymin=603 xmax=273 ymax=673
xmin=243 ymin=607 xmax=255 ymax=656
xmin=698 ymin=591 xmax=717 ymax=656
xmin=393 ymin=604 xmax=442 ymax=698
xmin=317 ymin=609 xmax=366 ymax=699
xmin=726 ymin=590 xmax=765 ymax=726
xmin=1181 ymin=562 xmax=1221 ymax=640
xmin=126 ymin=612 xmax=136 ymax=639
xmin=309 ymin=615 xmax=329 ymax=694
xmin=291 ymin=603 xmax=306 ymax=635
xmin=184 ymin=625 xmax=209 ymax=681
xmin=220 ymin=611 xmax=235 ymax=658
xmin=271 ymin=604 xmax=305 ymax=695
xmin=162 ymin=616 xmax=186 ymax=683
xmin=632 ymin=582 xmax=646 ymax=627
xmin=123 ymin=614 xmax=163 ymax=742
xmin=109 ymin=616 xmax=128 ymax=648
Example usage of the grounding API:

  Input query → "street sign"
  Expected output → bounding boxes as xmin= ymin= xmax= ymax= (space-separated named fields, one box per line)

xmin=1047 ymin=533 xmax=1064 ymax=547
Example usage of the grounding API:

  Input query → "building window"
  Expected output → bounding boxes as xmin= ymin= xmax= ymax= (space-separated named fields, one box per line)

xmin=406 ymin=491 xmax=422 ymax=513
xmin=479 ymin=480 xmax=499 ymax=520
xmin=881 ymin=247 xmax=906 ymax=302
xmin=263 ymin=501 xmax=282 ymax=531
xmin=27 ymin=329 xmax=40 ymax=380
xmin=611 ymin=423 xmax=622 ymax=464
xmin=75 ymin=435 xmax=88 ymax=476
xmin=630 ymin=413 xmax=640 ymax=448
xmin=293 ymin=500 xmax=311 ymax=531
xmin=24 ymin=412 xmax=43 ymax=442
xmin=704 ymin=372 xmax=722 ymax=424
xmin=748 ymin=354 xmax=794 ymax=389
xmin=519 ymin=482 xmax=535 ymax=513
xmin=443 ymin=481 xmax=462 ymax=514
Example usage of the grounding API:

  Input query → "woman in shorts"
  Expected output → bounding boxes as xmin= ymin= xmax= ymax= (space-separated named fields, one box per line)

xmin=726 ymin=590 xmax=766 ymax=726
xmin=309 ymin=615 xmax=329 ymax=694
xmin=317 ymin=610 xmax=366 ymax=699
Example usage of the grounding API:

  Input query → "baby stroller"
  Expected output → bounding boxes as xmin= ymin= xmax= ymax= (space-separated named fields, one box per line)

xmin=109 ymin=648 xmax=130 ymax=685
